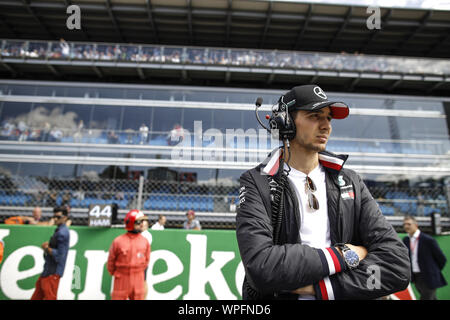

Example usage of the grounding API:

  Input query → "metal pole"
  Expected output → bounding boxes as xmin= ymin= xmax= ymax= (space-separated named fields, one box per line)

xmin=137 ymin=174 xmax=144 ymax=210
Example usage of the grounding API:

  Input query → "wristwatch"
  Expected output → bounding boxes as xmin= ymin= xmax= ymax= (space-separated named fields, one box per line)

xmin=335 ymin=244 xmax=359 ymax=269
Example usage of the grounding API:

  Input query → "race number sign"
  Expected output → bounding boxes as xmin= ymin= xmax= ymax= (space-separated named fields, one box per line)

xmin=88 ymin=204 xmax=112 ymax=227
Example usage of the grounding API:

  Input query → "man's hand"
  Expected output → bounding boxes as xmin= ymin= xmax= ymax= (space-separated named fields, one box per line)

xmin=335 ymin=244 xmax=368 ymax=261
xmin=291 ymin=285 xmax=315 ymax=295
xmin=41 ymin=241 xmax=52 ymax=255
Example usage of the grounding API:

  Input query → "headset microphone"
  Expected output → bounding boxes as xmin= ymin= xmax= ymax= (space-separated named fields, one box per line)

xmin=255 ymin=97 xmax=270 ymax=133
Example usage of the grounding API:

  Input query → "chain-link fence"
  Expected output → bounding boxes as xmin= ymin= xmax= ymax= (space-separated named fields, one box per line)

xmin=0 ymin=173 xmax=448 ymax=228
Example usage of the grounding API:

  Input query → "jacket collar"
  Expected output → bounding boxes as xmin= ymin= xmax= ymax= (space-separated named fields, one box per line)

xmin=262 ymin=147 xmax=348 ymax=176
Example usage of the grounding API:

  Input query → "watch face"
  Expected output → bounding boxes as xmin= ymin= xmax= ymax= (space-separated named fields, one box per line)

xmin=344 ymin=250 xmax=359 ymax=268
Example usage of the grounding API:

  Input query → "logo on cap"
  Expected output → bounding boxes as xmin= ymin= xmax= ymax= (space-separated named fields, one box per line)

xmin=313 ymin=86 xmax=327 ymax=100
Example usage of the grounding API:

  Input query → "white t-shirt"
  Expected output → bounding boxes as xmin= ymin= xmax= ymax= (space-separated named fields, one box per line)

xmin=141 ymin=230 xmax=152 ymax=245
xmin=285 ymin=163 xmax=331 ymax=300
xmin=286 ymin=163 xmax=331 ymax=249
xmin=151 ymin=222 xmax=164 ymax=230
xmin=409 ymin=229 xmax=421 ymax=273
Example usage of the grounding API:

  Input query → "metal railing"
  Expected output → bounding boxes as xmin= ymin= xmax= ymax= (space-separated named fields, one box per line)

xmin=1 ymin=124 xmax=448 ymax=157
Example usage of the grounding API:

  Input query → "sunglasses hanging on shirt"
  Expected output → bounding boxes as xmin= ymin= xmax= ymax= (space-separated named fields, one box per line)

xmin=305 ymin=176 xmax=319 ymax=211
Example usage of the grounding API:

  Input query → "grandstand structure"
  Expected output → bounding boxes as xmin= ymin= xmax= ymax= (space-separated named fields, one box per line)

xmin=0 ymin=0 xmax=449 ymax=231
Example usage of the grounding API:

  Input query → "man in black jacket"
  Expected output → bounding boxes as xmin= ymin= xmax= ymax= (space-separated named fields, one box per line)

xmin=236 ymin=85 xmax=410 ymax=300
xmin=403 ymin=215 xmax=447 ymax=300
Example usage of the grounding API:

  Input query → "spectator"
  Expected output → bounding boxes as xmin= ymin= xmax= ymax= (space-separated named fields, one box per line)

xmin=124 ymin=128 xmax=134 ymax=144
xmin=49 ymin=127 xmax=63 ymax=142
xmin=74 ymin=120 xmax=84 ymax=143
xmin=41 ymin=122 xmax=51 ymax=142
xmin=110 ymin=203 xmax=120 ymax=225
xmin=403 ymin=215 xmax=447 ymax=300
xmin=140 ymin=217 xmax=152 ymax=300
xmin=139 ymin=123 xmax=149 ymax=145
xmin=31 ymin=207 xmax=70 ymax=300
xmin=107 ymin=209 xmax=150 ymax=300
xmin=229 ymin=197 xmax=237 ymax=212
xmin=4 ymin=207 xmax=54 ymax=226
xmin=183 ymin=210 xmax=201 ymax=230
xmin=23 ymin=207 xmax=54 ymax=226
xmin=59 ymin=39 xmax=70 ymax=58
xmin=46 ymin=191 xmax=58 ymax=208
xmin=167 ymin=124 xmax=184 ymax=146
xmin=73 ymin=190 xmax=85 ymax=201
xmin=151 ymin=214 xmax=166 ymax=230
xmin=107 ymin=130 xmax=119 ymax=144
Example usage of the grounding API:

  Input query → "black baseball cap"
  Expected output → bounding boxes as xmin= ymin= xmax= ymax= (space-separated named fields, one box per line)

xmin=279 ymin=85 xmax=349 ymax=119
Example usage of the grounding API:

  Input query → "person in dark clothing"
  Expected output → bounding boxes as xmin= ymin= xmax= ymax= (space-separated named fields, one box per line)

xmin=31 ymin=207 xmax=70 ymax=300
xmin=403 ymin=215 xmax=447 ymax=300
xmin=236 ymin=85 xmax=411 ymax=300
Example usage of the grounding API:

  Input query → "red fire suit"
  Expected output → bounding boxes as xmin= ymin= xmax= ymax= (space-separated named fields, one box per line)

xmin=107 ymin=232 xmax=151 ymax=300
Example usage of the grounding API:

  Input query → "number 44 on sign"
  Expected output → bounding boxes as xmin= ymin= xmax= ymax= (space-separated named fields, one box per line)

xmin=88 ymin=204 xmax=112 ymax=227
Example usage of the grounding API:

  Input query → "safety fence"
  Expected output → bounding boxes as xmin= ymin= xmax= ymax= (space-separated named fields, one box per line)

xmin=0 ymin=174 xmax=448 ymax=227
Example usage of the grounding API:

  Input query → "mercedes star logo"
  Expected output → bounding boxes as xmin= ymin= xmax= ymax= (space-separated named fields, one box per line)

xmin=313 ymin=86 xmax=327 ymax=100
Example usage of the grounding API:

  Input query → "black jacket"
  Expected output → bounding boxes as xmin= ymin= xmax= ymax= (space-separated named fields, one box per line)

xmin=403 ymin=232 xmax=447 ymax=289
xmin=236 ymin=148 xmax=411 ymax=300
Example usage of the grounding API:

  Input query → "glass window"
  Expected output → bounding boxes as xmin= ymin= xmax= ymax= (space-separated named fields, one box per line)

xmin=5 ymin=84 xmax=37 ymax=96
xmin=0 ymin=102 xmax=32 ymax=123
xmin=151 ymin=107 xmax=183 ymax=134
xmin=71 ymin=43 xmax=94 ymax=60
xmin=91 ymin=105 xmax=122 ymax=131
xmin=393 ymin=98 xmax=444 ymax=112
xmin=28 ymin=104 xmax=67 ymax=128
xmin=66 ymin=86 xmax=101 ymax=98
xmin=49 ymin=164 xmax=77 ymax=178
xmin=213 ymin=109 xmax=243 ymax=131
xmin=27 ymin=41 xmax=48 ymax=59
xmin=243 ymin=108 xmax=263 ymax=131
xmin=397 ymin=117 xmax=448 ymax=141
xmin=331 ymin=95 xmax=444 ymax=112
xmin=206 ymin=49 xmax=229 ymax=65
xmin=141 ymin=46 xmax=162 ymax=62
xmin=48 ymin=40 xmax=71 ymax=59
xmin=163 ymin=47 xmax=182 ymax=64
xmin=96 ymin=44 xmax=116 ymax=61
xmin=62 ymin=104 xmax=92 ymax=131
xmin=332 ymin=115 xmax=390 ymax=139
xmin=95 ymin=87 xmax=124 ymax=99
xmin=185 ymin=48 xmax=206 ymax=64
xmin=17 ymin=163 xmax=50 ymax=177
xmin=121 ymin=106 xmax=153 ymax=132
xmin=125 ymin=88 xmax=146 ymax=99
xmin=0 ymin=162 xmax=18 ymax=176
xmin=182 ymin=108 xmax=213 ymax=132
xmin=79 ymin=164 xmax=107 ymax=177
xmin=117 ymin=45 xmax=139 ymax=61
xmin=182 ymin=90 xmax=225 ymax=102
xmin=35 ymin=85 xmax=66 ymax=97
xmin=2 ymin=40 xmax=26 ymax=58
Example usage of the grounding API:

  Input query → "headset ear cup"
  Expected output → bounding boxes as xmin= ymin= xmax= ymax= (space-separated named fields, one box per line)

xmin=286 ymin=112 xmax=296 ymax=140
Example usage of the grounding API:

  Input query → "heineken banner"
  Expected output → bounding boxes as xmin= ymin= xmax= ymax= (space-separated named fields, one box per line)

xmin=1 ymin=225 xmax=450 ymax=300
xmin=0 ymin=225 xmax=244 ymax=300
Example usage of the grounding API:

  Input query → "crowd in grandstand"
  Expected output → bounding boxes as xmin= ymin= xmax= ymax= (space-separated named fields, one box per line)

xmin=1 ymin=39 xmax=449 ymax=75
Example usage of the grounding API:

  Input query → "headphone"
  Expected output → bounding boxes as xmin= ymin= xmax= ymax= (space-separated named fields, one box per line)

xmin=255 ymin=96 xmax=296 ymax=141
